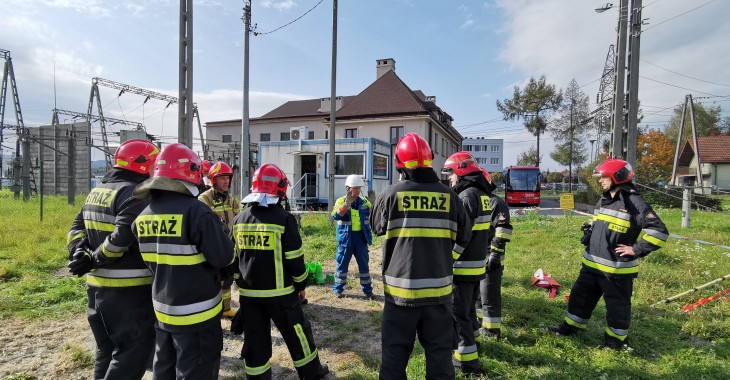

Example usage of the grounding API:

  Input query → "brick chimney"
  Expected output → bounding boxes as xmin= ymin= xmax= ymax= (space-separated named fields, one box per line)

xmin=376 ymin=58 xmax=396 ymax=79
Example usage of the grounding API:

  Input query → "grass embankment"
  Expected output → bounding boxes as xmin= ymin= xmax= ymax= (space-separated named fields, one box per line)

xmin=1 ymin=190 xmax=729 ymax=379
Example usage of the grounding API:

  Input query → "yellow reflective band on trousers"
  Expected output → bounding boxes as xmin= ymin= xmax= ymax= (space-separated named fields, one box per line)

xmin=581 ymin=256 xmax=638 ymax=275
xmin=85 ymin=220 xmax=116 ymax=232
xmin=385 ymin=228 xmax=455 ymax=240
xmin=454 ymin=351 xmax=478 ymax=362
xmin=383 ymin=283 xmax=452 ymax=299
xmin=454 ymin=267 xmax=486 ymax=276
xmin=86 ymin=276 xmax=152 ymax=287
xmin=154 ymin=299 xmax=222 ymax=326
xmin=142 ymin=252 xmax=206 ymax=265
xmin=239 ymin=286 xmax=295 ymax=298
xmin=293 ymin=323 xmax=315 ymax=367
xmin=245 ymin=360 xmax=271 ymax=376
xmin=605 ymin=326 xmax=628 ymax=341
xmin=564 ymin=314 xmax=587 ymax=329
xmin=351 ymin=208 xmax=362 ymax=231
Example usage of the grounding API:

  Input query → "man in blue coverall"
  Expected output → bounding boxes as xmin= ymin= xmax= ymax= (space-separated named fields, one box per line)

xmin=331 ymin=174 xmax=375 ymax=300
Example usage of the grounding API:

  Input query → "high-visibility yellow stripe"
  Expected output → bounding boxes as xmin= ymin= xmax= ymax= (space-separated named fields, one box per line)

xmin=564 ymin=316 xmax=587 ymax=329
xmin=472 ymin=222 xmax=491 ymax=231
xmin=605 ymin=327 xmax=628 ymax=341
xmin=293 ymin=271 xmax=308 ymax=283
xmin=285 ymin=249 xmax=303 ymax=259
xmin=233 ymin=223 xmax=285 ymax=233
xmin=222 ymin=289 xmax=231 ymax=300
xmin=155 ymin=300 xmax=222 ymax=326
xmin=293 ymin=348 xmax=318 ymax=368
xmin=594 ymin=214 xmax=631 ymax=228
xmin=239 ymin=286 xmax=295 ymax=298
xmin=454 ymin=351 xmax=478 ymax=362
xmin=482 ymin=320 xmax=501 ymax=329
xmin=452 ymin=251 xmax=460 ymax=260
xmin=245 ymin=361 xmax=271 ymax=376
xmin=66 ymin=232 xmax=86 ymax=245
xmin=115 ymin=159 xmax=129 ymax=167
xmin=383 ymin=283 xmax=452 ymax=299
xmin=86 ymin=276 xmax=152 ymax=287
xmin=101 ymin=245 xmax=123 ymax=258
xmin=385 ymin=228 xmax=455 ymax=240
xmin=581 ymin=257 xmax=639 ymax=274
xmin=454 ymin=267 xmax=486 ymax=276
xmin=85 ymin=220 xmax=116 ymax=232
xmin=142 ymin=253 xmax=206 ymax=265
xmin=641 ymin=234 xmax=666 ymax=247
xmin=294 ymin=323 xmax=312 ymax=357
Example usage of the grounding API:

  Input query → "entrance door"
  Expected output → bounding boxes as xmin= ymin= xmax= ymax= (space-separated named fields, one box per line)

xmin=300 ymin=155 xmax=317 ymax=198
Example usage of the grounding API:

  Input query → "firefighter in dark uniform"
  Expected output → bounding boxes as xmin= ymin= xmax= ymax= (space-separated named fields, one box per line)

xmin=475 ymin=167 xmax=512 ymax=340
xmin=198 ymin=161 xmax=240 ymax=318
xmin=370 ymin=133 xmax=472 ymax=379
xmin=66 ymin=138 xmax=159 ymax=380
xmin=131 ymin=143 xmax=235 ymax=379
xmin=232 ymin=163 xmax=330 ymax=380
xmin=441 ymin=153 xmax=511 ymax=374
xmin=549 ymin=158 xmax=669 ymax=349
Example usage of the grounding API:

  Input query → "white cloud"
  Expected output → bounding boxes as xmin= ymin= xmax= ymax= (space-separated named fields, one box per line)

xmin=260 ymin=0 xmax=298 ymax=11
xmin=43 ymin=0 xmax=111 ymax=17
xmin=460 ymin=19 xmax=475 ymax=30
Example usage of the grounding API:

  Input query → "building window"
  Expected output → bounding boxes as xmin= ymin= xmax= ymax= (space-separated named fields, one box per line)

xmin=308 ymin=131 xmax=315 ymax=140
xmin=373 ymin=153 xmax=389 ymax=179
xmin=222 ymin=135 xmax=232 ymax=143
xmin=280 ymin=132 xmax=290 ymax=141
xmin=390 ymin=126 xmax=404 ymax=144
xmin=442 ymin=139 xmax=446 ymax=156
xmin=491 ymin=158 xmax=500 ymax=165
xmin=260 ymin=133 xmax=270 ymax=142
xmin=325 ymin=131 xmax=328 ymax=139
xmin=332 ymin=153 xmax=364 ymax=175
xmin=433 ymin=133 xmax=439 ymax=154
xmin=491 ymin=145 xmax=500 ymax=152
xmin=345 ymin=128 xmax=358 ymax=138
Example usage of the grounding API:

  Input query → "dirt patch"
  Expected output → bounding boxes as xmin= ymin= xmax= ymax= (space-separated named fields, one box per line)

xmin=1 ymin=246 xmax=385 ymax=379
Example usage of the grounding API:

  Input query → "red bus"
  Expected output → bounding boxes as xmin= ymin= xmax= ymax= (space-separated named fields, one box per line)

xmin=503 ymin=166 xmax=541 ymax=206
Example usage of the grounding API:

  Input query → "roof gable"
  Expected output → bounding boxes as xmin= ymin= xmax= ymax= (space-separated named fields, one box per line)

xmin=335 ymin=70 xmax=428 ymax=119
xmin=678 ymin=136 xmax=730 ymax=164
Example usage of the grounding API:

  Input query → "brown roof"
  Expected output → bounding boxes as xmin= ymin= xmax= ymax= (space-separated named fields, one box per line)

xmin=335 ymin=70 xmax=430 ymax=119
xmin=679 ymin=136 xmax=730 ymax=164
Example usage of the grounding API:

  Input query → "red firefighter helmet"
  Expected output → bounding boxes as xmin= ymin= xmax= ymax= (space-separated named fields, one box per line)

xmin=593 ymin=157 xmax=634 ymax=185
xmin=480 ymin=168 xmax=493 ymax=185
xmin=152 ymin=143 xmax=203 ymax=184
xmin=201 ymin=160 xmax=212 ymax=174
xmin=251 ymin=163 xmax=288 ymax=197
xmin=394 ymin=133 xmax=433 ymax=169
xmin=208 ymin=162 xmax=234 ymax=181
xmin=442 ymin=151 xmax=480 ymax=176
xmin=113 ymin=139 xmax=160 ymax=175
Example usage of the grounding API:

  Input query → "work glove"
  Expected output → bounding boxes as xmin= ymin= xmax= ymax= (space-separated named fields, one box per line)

xmin=580 ymin=221 xmax=592 ymax=247
xmin=68 ymin=247 xmax=94 ymax=277
xmin=487 ymin=251 xmax=501 ymax=271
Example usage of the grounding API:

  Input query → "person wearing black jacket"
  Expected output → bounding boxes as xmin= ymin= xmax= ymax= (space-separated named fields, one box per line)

xmin=370 ymin=134 xmax=472 ymax=379
xmin=232 ymin=163 xmax=329 ymax=380
xmin=132 ymin=143 xmax=235 ymax=380
xmin=549 ymin=158 xmax=669 ymax=349
xmin=66 ymin=139 xmax=159 ymax=380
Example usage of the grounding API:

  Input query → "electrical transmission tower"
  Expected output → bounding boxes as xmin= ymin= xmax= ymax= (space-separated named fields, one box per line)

xmin=0 ymin=48 xmax=26 ymax=195
xmin=595 ymin=44 xmax=616 ymax=160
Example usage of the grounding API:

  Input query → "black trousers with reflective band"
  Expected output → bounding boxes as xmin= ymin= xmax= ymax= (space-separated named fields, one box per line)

xmin=241 ymin=297 xmax=324 ymax=380
xmin=380 ymin=302 xmax=455 ymax=380
xmin=452 ymin=281 xmax=479 ymax=370
xmin=152 ymin=324 xmax=223 ymax=380
xmin=86 ymin=286 xmax=155 ymax=380
xmin=478 ymin=265 xmax=503 ymax=328
xmin=566 ymin=268 xmax=633 ymax=343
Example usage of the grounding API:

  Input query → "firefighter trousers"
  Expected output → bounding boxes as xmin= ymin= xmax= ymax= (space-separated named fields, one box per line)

xmin=152 ymin=323 xmax=223 ymax=380
xmin=477 ymin=265 xmax=503 ymax=332
xmin=380 ymin=302 xmax=455 ymax=380
xmin=565 ymin=268 xmax=633 ymax=345
xmin=240 ymin=297 xmax=326 ymax=379
xmin=452 ymin=281 xmax=480 ymax=371
xmin=86 ymin=286 xmax=155 ymax=380
xmin=334 ymin=230 xmax=372 ymax=295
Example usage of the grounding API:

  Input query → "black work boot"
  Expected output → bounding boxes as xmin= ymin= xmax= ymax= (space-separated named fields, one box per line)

xmin=480 ymin=328 xmax=501 ymax=339
xmin=600 ymin=333 xmax=627 ymax=351
xmin=547 ymin=322 xmax=579 ymax=336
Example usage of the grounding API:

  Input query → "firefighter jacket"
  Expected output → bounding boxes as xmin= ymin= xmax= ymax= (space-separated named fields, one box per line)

xmin=583 ymin=185 xmax=669 ymax=278
xmin=134 ymin=189 xmax=235 ymax=331
xmin=331 ymin=195 xmax=373 ymax=246
xmin=452 ymin=173 xmax=513 ymax=281
xmin=198 ymin=188 xmax=240 ymax=233
xmin=66 ymin=168 xmax=152 ymax=288
xmin=233 ymin=204 xmax=308 ymax=304
xmin=369 ymin=167 xmax=472 ymax=307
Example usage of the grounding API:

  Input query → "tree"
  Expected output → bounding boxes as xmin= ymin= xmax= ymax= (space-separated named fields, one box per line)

xmin=550 ymin=141 xmax=588 ymax=174
xmin=636 ymin=129 xmax=674 ymax=184
xmin=665 ymin=102 xmax=723 ymax=146
xmin=516 ymin=146 xmax=542 ymax=166
xmin=497 ymin=75 xmax=563 ymax=167
xmin=549 ymin=79 xmax=591 ymax=187
xmin=546 ymin=171 xmax=564 ymax=183
xmin=490 ymin=171 xmax=504 ymax=185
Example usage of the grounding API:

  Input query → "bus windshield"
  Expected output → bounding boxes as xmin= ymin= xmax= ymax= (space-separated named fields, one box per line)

xmin=507 ymin=167 xmax=541 ymax=192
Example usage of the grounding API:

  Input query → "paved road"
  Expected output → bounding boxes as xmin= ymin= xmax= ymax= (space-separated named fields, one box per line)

xmin=510 ymin=197 xmax=593 ymax=218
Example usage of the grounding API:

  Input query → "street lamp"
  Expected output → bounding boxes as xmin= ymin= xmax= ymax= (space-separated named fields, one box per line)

xmin=595 ymin=3 xmax=613 ymax=13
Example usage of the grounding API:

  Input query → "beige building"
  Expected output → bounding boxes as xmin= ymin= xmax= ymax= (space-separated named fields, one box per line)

xmin=673 ymin=136 xmax=730 ymax=193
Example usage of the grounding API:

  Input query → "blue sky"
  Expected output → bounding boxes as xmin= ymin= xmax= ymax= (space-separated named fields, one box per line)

xmin=2 ymin=0 xmax=729 ymax=171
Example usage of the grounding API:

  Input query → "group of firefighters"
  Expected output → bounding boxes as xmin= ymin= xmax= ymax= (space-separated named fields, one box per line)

xmin=65 ymin=131 xmax=668 ymax=379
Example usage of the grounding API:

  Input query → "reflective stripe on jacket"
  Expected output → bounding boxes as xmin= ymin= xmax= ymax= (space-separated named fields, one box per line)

xmin=134 ymin=190 xmax=235 ymax=331
xmin=331 ymin=195 xmax=373 ymax=246
xmin=198 ymin=188 xmax=240 ymax=232
xmin=583 ymin=188 xmax=668 ymax=278
xmin=233 ymin=205 xmax=307 ymax=303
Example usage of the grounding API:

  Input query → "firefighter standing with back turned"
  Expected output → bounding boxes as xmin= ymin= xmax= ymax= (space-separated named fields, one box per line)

xmin=132 ymin=143 xmax=234 ymax=379
xmin=67 ymin=139 xmax=159 ymax=380
xmin=549 ymin=157 xmax=669 ymax=349
xmin=198 ymin=161 xmax=240 ymax=318
xmin=370 ymin=133 xmax=471 ymax=379
xmin=232 ymin=163 xmax=329 ymax=380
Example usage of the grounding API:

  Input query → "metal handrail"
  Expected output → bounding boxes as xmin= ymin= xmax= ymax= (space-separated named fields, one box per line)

xmin=290 ymin=173 xmax=319 ymax=210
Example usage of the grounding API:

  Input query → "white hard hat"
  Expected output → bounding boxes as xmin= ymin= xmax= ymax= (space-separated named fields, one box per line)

xmin=345 ymin=174 xmax=365 ymax=188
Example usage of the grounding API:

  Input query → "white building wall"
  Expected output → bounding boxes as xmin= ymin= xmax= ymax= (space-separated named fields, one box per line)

xmin=462 ymin=138 xmax=504 ymax=173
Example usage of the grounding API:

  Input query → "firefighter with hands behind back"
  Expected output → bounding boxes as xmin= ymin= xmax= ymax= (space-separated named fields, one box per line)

xmin=331 ymin=174 xmax=375 ymax=300
xmin=370 ymin=133 xmax=472 ymax=380
xmin=232 ymin=163 xmax=330 ymax=380
xmin=198 ymin=161 xmax=240 ymax=318
xmin=548 ymin=157 xmax=669 ymax=350
xmin=131 ymin=143 xmax=235 ymax=380
xmin=66 ymin=139 xmax=159 ymax=380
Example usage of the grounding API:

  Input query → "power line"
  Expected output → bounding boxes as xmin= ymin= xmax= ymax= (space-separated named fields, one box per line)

xmin=640 ymin=76 xmax=721 ymax=97
xmin=643 ymin=60 xmax=730 ymax=88
xmin=253 ymin=0 xmax=325 ymax=36
xmin=643 ymin=0 xmax=719 ymax=32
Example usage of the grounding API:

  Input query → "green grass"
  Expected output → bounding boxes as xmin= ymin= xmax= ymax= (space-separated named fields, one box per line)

xmin=2 ymin=191 xmax=729 ymax=378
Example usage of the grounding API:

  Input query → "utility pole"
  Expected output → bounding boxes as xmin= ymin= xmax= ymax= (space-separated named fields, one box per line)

xmin=240 ymin=0 xmax=251 ymax=199
xmin=328 ymin=0 xmax=338 ymax=214
xmin=569 ymin=99 xmax=574 ymax=193
xmin=611 ymin=0 xmax=628 ymax=159
xmin=626 ymin=0 xmax=643 ymax=167
xmin=178 ymin=0 xmax=194 ymax=147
